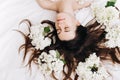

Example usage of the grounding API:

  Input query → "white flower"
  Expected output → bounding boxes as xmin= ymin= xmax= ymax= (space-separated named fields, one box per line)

xmin=91 ymin=3 xmax=120 ymax=26
xmin=104 ymin=25 xmax=120 ymax=48
xmin=29 ymin=24 xmax=52 ymax=50
xmin=91 ymin=1 xmax=120 ymax=48
xmin=38 ymin=50 xmax=64 ymax=75
xmin=76 ymin=53 xmax=109 ymax=80
xmin=85 ymin=53 xmax=100 ymax=67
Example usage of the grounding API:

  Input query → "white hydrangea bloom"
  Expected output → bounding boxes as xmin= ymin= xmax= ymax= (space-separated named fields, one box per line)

xmin=76 ymin=53 xmax=109 ymax=80
xmin=91 ymin=2 xmax=107 ymax=24
xmin=38 ymin=50 xmax=64 ymax=75
xmin=91 ymin=1 xmax=120 ymax=48
xmin=38 ymin=52 xmax=52 ymax=75
xmin=85 ymin=53 xmax=100 ymax=67
xmin=105 ymin=25 xmax=120 ymax=48
xmin=29 ymin=24 xmax=52 ymax=50
xmin=104 ymin=7 xmax=119 ymax=26
xmin=91 ymin=4 xmax=120 ymax=26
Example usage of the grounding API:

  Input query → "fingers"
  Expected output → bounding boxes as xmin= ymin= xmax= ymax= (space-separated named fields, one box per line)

xmin=83 ymin=2 xmax=92 ymax=7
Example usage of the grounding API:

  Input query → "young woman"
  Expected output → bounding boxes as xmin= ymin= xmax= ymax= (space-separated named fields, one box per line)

xmin=19 ymin=0 xmax=120 ymax=80
xmin=36 ymin=0 xmax=92 ymax=40
xmin=19 ymin=19 xmax=120 ymax=80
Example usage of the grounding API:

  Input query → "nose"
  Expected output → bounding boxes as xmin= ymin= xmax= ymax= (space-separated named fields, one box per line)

xmin=58 ymin=20 xmax=64 ymax=24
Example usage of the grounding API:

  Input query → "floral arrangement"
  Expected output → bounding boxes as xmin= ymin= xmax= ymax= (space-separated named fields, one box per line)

xmin=91 ymin=0 xmax=120 ymax=48
xmin=76 ymin=53 xmax=109 ymax=80
xmin=91 ymin=0 xmax=119 ymax=26
xmin=37 ymin=50 xmax=109 ymax=80
xmin=38 ymin=50 xmax=64 ymax=75
xmin=29 ymin=24 xmax=52 ymax=50
xmin=29 ymin=23 xmax=65 ymax=77
xmin=28 ymin=23 xmax=109 ymax=79
xmin=28 ymin=22 xmax=109 ymax=79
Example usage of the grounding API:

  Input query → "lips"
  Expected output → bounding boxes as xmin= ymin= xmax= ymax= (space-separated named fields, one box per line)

xmin=57 ymin=18 xmax=65 ymax=21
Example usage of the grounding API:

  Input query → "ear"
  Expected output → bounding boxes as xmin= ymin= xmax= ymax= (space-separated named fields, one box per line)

xmin=76 ymin=20 xmax=80 ymax=26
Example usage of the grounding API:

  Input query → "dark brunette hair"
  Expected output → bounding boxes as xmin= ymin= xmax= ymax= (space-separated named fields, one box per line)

xmin=19 ymin=19 xmax=120 ymax=80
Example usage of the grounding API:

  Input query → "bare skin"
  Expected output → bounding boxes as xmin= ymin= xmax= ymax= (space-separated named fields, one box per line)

xmin=36 ymin=0 xmax=92 ymax=40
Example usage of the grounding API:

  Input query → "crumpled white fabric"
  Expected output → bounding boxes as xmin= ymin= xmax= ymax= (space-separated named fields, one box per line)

xmin=0 ymin=0 xmax=120 ymax=80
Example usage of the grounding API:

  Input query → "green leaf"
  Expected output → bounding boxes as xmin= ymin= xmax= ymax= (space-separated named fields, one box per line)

xmin=44 ymin=26 xmax=50 ymax=33
xmin=56 ymin=50 xmax=60 ymax=58
xmin=60 ymin=59 xmax=66 ymax=64
xmin=105 ymin=0 xmax=116 ymax=7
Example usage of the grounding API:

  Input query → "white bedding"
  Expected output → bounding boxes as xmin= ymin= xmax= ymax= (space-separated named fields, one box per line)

xmin=0 ymin=0 xmax=120 ymax=80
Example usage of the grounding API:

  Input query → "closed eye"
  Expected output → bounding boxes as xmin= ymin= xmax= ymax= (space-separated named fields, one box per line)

xmin=65 ymin=27 xmax=70 ymax=32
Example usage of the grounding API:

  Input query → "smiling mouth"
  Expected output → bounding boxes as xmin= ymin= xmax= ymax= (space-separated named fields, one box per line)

xmin=57 ymin=18 xmax=65 ymax=21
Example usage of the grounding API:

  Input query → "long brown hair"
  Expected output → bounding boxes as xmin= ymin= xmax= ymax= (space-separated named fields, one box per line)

xmin=18 ymin=19 xmax=120 ymax=80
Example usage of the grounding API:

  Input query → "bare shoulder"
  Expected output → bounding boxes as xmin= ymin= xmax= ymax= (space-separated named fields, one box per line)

xmin=36 ymin=0 xmax=58 ymax=11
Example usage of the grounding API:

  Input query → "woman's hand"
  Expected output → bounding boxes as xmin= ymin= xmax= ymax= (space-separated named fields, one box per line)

xmin=83 ymin=2 xmax=92 ymax=8
xmin=77 ymin=0 xmax=93 ymax=9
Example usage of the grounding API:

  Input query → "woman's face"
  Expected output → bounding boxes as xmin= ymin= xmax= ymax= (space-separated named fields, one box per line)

xmin=55 ymin=12 xmax=80 ymax=41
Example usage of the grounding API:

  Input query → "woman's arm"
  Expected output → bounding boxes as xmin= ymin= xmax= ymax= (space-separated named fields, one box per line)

xmin=36 ymin=0 xmax=57 ymax=11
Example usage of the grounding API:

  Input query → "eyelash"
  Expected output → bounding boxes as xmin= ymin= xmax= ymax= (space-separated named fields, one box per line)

xmin=56 ymin=27 xmax=70 ymax=34
xmin=65 ymin=27 xmax=70 ymax=31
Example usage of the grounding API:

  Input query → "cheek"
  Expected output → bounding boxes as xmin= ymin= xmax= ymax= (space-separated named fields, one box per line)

xmin=66 ymin=17 xmax=75 ymax=26
xmin=66 ymin=21 xmax=76 ymax=29
xmin=65 ymin=19 xmax=73 ymax=26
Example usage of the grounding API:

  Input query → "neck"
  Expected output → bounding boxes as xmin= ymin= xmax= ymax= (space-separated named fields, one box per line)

xmin=62 ymin=9 xmax=75 ymax=17
xmin=58 ymin=7 xmax=75 ymax=20
xmin=57 ymin=0 xmax=75 ymax=17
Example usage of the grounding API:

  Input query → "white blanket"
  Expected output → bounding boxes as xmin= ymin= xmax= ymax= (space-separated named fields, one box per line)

xmin=0 ymin=0 xmax=120 ymax=80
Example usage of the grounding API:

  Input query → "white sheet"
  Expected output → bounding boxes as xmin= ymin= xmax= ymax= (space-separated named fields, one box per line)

xmin=0 ymin=0 xmax=120 ymax=80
